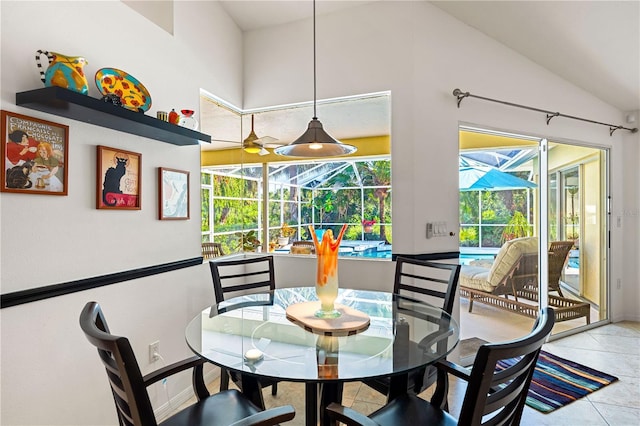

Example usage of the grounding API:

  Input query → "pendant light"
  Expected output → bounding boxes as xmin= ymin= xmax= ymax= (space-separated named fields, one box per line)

xmin=243 ymin=114 xmax=262 ymax=154
xmin=274 ymin=0 xmax=357 ymax=157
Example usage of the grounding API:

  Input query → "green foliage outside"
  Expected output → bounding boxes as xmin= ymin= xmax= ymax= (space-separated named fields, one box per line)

xmin=235 ymin=230 xmax=261 ymax=251
xmin=202 ymin=159 xmax=392 ymax=253
xmin=459 ymin=226 xmax=478 ymax=247
xmin=459 ymin=188 xmax=533 ymax=248
xmin=501 ymin=211 xmax=533 ymax=243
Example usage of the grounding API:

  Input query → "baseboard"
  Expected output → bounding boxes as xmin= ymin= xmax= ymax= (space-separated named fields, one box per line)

xmin=154 ymin=368 xmax=220 ymax=421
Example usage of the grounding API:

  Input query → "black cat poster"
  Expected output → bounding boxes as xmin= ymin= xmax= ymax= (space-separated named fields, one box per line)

xmin=1 ymin=110 xmax=69 ymax=195
xmin=97 ymin=145 xmax=141 ymax=210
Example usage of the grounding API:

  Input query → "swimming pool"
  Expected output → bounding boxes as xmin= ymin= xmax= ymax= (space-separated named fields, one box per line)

xmin=459 ymin=253 xmax=497 ymax=265
xmin=345 ymin=249 xmax=393 ymax=259
xmin=345 ymin=251 xmax=497 ymax=261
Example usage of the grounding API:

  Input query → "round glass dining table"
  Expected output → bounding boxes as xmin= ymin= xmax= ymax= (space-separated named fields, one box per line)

xmin=185 ymin=287 xmax=459 ymax=426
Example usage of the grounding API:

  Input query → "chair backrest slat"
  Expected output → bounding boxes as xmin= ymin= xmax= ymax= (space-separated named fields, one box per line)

xmin=209 ymin=256 xmax=276 ymax=304
xmin=393 ymin=257 xmax=461 ymax=314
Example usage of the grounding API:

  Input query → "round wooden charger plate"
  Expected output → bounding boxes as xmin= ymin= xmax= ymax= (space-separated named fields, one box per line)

xmin=285 ymin=301 xmax=370 ymax=336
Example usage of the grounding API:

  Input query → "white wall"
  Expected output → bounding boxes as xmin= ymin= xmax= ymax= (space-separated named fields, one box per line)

xmin=1 ymin=1 xmax=638 ymax=425
xmin=0 ymin=0 xmax=243 ymax=292
xmin=274 ymin=254 xmax=395 ymax=292
xmin=0 ymin=1 xmax=242 ymax=424
xmin=620 ymin=120 xmax=640 ymax=321
xmin=242 ymin=1 xmax=638 ymax=321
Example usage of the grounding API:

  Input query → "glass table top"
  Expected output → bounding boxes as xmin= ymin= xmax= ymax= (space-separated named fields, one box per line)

xmin=185 ymin=287 xmax=459 ymax=383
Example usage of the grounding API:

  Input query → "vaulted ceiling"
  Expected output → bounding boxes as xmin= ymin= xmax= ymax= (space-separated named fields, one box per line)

xmin=220 ymin=0 xmax=639 ymax=112
xmin=205 ymin=1 xmax=639 ymax=152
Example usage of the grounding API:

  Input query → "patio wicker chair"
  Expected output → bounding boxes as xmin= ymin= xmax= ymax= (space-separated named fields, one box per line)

xmin=459 ymin=238 xmax=589 ymax=324
xmin=202 ymin=242 xmax=224 ymax=259
xmin=291 ymin=240 xmax=315 ymax=254
xmin=547 ymin=240 xmax=574 ymax=296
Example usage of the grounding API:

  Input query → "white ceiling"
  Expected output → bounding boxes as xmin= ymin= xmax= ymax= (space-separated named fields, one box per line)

xmin=207 ymin=0 xmax=639 ymax=151
xmin=430 ymin=1 xmax=639 ymax=112
xmin=200 ymin=92 xmax=392 ymax=151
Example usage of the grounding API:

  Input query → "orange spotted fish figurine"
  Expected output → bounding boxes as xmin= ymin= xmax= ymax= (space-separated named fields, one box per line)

xmin=310 ymin=224 xmax=347 ymax=318
xmin=36 ymin=50 xmax=89 ymax=94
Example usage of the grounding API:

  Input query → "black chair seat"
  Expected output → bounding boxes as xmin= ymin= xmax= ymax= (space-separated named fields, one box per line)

xmin=161 ymin=389 xmax=260 ymax=426
xmin=362 ymin=367 xmax=437 ymax=399
xmin=369 ymin=394 xmax=457 ymax=426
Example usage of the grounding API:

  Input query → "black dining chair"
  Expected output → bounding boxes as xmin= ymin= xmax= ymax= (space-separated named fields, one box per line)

xmin=327 ymin=307 xmax=555 ymax=426
xmin=361 ymin=256 xmax=461 ymax=400
xmin=209 ymin=255 xmax=279 ymax=395
xmin=79 ymin=301 xmax=295 ymax=426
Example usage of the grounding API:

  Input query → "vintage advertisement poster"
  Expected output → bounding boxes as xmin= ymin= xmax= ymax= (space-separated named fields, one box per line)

xmin=1 ymin=110 xmax=69 ymax=195
xmin=97 ymin=145 xmax=141 ymax=210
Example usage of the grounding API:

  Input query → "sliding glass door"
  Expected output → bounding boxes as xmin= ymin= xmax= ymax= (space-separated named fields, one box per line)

xmin=547 ymin=143 xmax=609 ymax=332
xmin=459 ymin=127 xmax=609 ymax=341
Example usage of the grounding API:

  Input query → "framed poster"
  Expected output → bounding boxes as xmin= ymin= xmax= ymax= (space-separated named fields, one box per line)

xmin=158 ymin=167 xmax=190 ymax=220
xmin=97 ymin=145 xmax=141 ymax=210
xmin=1 ymin=110 xmax=69 ymax=195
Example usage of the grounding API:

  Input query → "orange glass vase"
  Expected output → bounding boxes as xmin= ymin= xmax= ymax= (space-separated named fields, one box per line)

xmin=310 ymin=224 xmax=347 ymax=318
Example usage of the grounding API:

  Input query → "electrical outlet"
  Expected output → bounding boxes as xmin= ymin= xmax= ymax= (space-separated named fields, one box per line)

xmin=149 ymin=341 xmax=160 ymax=363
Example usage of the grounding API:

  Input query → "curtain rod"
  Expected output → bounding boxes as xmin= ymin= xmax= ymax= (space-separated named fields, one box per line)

xmin=453 ymin=88 xmax=638 ymax=136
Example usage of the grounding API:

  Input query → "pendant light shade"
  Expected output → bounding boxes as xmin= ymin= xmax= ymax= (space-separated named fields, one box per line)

xmin=274 ymin=0 xmax=356 ymax=158
xmin=274 ymin=117 xmax=357 ymax=157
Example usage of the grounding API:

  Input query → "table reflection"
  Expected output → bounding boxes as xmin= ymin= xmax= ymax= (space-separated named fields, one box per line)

xmin=185 ymin=287 xmax=458 ymax=426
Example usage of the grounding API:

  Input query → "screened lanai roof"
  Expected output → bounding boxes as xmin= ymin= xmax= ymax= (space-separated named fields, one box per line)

xmin=205 ymin=158 xmax=389 ymax=189
xmin=459 ymin=147 xmax=537 ymax=172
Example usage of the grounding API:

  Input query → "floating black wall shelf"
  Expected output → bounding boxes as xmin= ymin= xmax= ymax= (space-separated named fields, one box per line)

xmin=16 ymin=87 xmax=211 ymax=146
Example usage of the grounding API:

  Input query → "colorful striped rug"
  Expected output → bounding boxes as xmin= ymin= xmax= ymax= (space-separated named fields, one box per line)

xmin=497 ymin=350 xmax=619 ymax=413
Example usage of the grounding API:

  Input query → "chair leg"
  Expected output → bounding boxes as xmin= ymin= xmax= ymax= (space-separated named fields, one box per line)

xmin=468 ymin=293 xmax=474 ymax=312
xmin=271 ymin=382 xmax=278 ymax=396
xmin=220 ymin=368 xmax=230 ymax=391
xmin=431 ymin=368 xmax=450 ymax=412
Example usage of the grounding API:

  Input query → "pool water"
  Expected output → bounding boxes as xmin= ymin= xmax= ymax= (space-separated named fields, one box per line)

xmin=344 ymin=251 xmax=496 ymax=261
xmin=342 ymin=247 xmax=393 ymax=259
xmin=459 ymin=253 xmax=496 ymax=265
xmin=349 ymin=250 xmax=393 ymax=259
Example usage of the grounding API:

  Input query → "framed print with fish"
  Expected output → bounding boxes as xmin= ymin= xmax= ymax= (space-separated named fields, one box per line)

xmin=1 ymin=110 xmax=69 ymax=195
xmin=158 ymin=167 xmax=189 ymax=220
xmin=96 ymin=145 xmax=141 ymax=210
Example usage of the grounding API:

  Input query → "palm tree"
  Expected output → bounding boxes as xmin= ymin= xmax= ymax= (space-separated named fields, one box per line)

xmin=359 ymin=160 xmax=391 ymax=243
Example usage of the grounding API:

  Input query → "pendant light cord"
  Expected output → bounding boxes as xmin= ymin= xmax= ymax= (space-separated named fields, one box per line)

xmin=313 ymin=0 xmax=317 ymax=120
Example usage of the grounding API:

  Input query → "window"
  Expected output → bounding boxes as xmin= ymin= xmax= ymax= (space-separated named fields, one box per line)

xmin=202 ymin=158 xmax=391 ymax=258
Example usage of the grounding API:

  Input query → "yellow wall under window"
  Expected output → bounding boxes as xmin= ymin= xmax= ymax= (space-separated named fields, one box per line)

xmin=201 ymin=135 xmax=390 ymax=167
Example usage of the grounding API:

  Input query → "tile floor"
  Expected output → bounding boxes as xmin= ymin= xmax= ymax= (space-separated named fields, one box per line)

xmin=179 ymin=305 xmax=639 ymax=425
